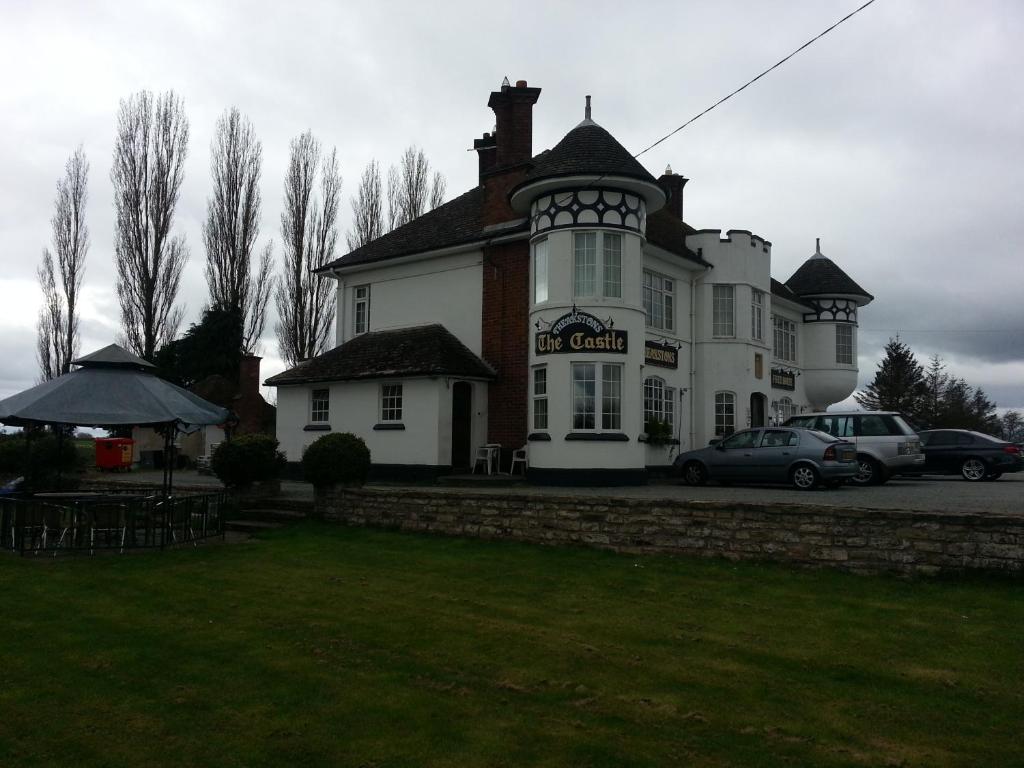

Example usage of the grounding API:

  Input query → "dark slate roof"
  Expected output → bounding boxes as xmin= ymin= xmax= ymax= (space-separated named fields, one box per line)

xmin=771 ymin=278 xmax=815 ymax=308
xmin=72 ymin=343 xmax=155 ymax=369
xmin=785 ymin=256 xmax=873 ymax=301
xmin=265 ymin=324 xmax=495 ymax=386
xmin=645 ymin=209 xmax=708 ymax=266
xmin=515 ymin=121 xmax=657 ymax=188
xmin=319 ymin=187 xmax=492 ymax=272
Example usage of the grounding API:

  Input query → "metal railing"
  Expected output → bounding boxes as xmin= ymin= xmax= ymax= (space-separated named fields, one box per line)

xmin=0 ymin=489 xmax=226 ymax=556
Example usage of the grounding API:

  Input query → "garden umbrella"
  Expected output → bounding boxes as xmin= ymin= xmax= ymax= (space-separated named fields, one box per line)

xmin=0 ymin=344 xmax=231 ymax=495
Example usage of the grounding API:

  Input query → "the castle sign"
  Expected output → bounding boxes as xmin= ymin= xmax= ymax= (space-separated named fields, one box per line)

xmin=535 ymin=309 xmax=628 ymax=355
xmin=644 ymin=340 xmax=678 ymax=369
xmin=771 ymin=368 xmax=796 ymax=391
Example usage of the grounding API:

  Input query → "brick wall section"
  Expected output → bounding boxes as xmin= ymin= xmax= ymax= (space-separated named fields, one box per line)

xmin=481 ymin=240 xmax=530 ymax=454
xmin=315 ymin=487 xmax=1024 ymax=577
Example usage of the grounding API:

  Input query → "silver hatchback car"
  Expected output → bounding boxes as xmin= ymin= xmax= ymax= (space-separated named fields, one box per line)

xmin=673 ymin=427 xmax=858 ymax=490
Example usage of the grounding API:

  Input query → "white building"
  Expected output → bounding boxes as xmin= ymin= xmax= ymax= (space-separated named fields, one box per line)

xmin=267 ymin=80 xmax=873 ymax=485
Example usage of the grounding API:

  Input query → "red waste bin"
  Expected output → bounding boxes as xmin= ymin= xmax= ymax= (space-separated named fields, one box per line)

xmin=95 ymin=438 xmax=134 ymax=471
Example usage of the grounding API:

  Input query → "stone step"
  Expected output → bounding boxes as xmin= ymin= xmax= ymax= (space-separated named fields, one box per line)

xmin=224 ymin=520 xmax=286 ymax=534
xmin=436 ymin=474 xmax=527 ymax=488
xmin=231 ymin=508 xmax=307 ymax=523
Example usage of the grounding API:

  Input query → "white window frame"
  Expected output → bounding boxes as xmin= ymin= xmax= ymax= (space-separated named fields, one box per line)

xmin=643 ymin=270 xmax=674 ymax=331
xmin=643 ymin=377 xmax=675 ymax=431
xmin=751 ymin=289 xmax=765 ymax=342
xmin=714 ymin=391 xmax=736 ymax=436
xmin=836 ymin=324 xmax=854 ymax=365
xmin=571 ymin=362 xmax=623 ymax=431
xmin=772 ymin=314 xmax=798 ymax=363
xmin=573 ymin=231 xmax=622 ymax=299
xmin=532 ymin=365 xmax=548 ymax=431
xmin=774 ymin=396 xmax=796 ymax=424
xmin=353 ymin=285 xmax=370 ymax=336
xmin=533 ymin=239 xmax=548 ymax=304
xmin=712 ymin=284 xmax=735 ymax=338
xmin=310 ymin=388 xmax=330 ymax=423
xmin=379 ymin=383 xmax=403 ymax=423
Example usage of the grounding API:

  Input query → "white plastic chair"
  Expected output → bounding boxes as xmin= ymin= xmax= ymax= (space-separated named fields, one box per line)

xmin=472 ymin=446 xmax=492 ymax=475
xmin=510 ymin=445 xmax=528 ymax=475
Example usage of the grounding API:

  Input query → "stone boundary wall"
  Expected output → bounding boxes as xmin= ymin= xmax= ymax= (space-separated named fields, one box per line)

xmin=316 ymin=487 xmax=1024 ymax=576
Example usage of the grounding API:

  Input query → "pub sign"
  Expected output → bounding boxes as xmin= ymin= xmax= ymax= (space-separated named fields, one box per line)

xmin=771 ymin=368 xmax=796 ymax=391
xmin=644 ymin=340 xmax=678 ymax=369
xmin=535 ymin=309 xmax=628 ymax=355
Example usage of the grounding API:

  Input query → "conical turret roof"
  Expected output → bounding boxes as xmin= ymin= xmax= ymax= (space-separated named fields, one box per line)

xmin=785 ymin=240 xmax=873 ymax=303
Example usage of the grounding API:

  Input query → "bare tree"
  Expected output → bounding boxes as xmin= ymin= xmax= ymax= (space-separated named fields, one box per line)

xmin=385 ymin=145 xmax=447 ymax=231
xmin=346 ymin=159 xmax=384 ymax=251
xmin=274 ymin=131 xmax=340 ymax=367
xmin=203 ymin=107 xmax=275 ymax=353
xmin=111 ymin=90 xmax=190 ymax=361
xmin=36 ymin=147 xmax=89 ymax=380
xmin=429 ymin=171 xmax=447 ymax=210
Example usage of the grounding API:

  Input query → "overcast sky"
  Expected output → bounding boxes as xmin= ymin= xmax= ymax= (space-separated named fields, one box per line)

xmin=2 ymin=0 xmax=1022 ymax=412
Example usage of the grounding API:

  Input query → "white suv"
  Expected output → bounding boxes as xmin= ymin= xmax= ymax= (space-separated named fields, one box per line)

xmin=783 ymin=412 xmax=924 ymax=485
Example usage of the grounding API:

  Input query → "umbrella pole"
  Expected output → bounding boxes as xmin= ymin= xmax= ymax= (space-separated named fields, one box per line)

xmin=161 ymin=428 xmax=171 ymax=500
xmin=167 ymin=425 xmax=176 ymax=497
xmin=56 ymin=425 xmax=63 ymax=488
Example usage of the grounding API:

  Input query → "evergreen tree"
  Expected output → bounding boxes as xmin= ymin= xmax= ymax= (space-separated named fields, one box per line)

xmin=854 ymin=337 xmax=925 ymax=414
xmin=154 ymin=306 xmax=243 ymax=389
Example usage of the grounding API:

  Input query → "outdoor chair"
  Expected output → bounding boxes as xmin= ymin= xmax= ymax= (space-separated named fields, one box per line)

xmin=472 ymin=444 xmax=500 ymax=475
xmin=510 ymin=445 xmax=528 ymax=475
xmin=37 ymin=502 xmax=77 ymax=555
xmin=166 ymin=497 xmax=196 ymax=546
xmin=87 ymin=503 xmax=128 ymax=555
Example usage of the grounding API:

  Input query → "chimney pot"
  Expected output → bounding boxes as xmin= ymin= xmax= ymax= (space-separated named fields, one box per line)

xmin=516 ymin=79 xmax=527 ymax=88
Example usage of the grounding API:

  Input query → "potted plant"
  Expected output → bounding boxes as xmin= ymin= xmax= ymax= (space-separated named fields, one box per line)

xmin=643 ymin=419 xmax=675 ymax=447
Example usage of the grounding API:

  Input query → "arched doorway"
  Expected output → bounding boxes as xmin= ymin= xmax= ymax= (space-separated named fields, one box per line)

xmin=750 ymin=392 xmax=767 ymax=428
xmin=451 ymin=381 xmax=473 ymax=470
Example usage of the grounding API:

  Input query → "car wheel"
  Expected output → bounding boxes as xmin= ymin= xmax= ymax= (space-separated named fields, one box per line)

xmin=682 ymin=462 xmax=707 ymax=486
xmin=790 ymin=464 xmax=819 ymax=490
xmin=961 ymin=458 xmax=987 ymax=481
xmin=851 ymin=456 xmax=882 ymax=486
xmin=983 ymin=471 xmax=1003 ymax=481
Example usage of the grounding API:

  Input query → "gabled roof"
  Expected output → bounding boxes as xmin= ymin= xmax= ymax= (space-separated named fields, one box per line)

xmin=318 ymin=187 xmax=493 ymax=273
xmin=785 ymin=255 xmax=873 ymax=301
xmin=514 ymin=121 xmax=657 ymax=188
xmin=265 ymin=324 xmax=496 ymax=386
xmin=771 ymin=278 xmax=815 ymax=309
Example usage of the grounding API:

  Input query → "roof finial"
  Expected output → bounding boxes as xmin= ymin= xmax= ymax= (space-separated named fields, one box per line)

xmin=585 ymin=94 xmax=591 ymax=120
xmin=501 ymin=75 xmax=510 ymax=88
xmin=814 ymin=237 xmax=823 ymax=258
xmin=665 ymin=163 xmax=673 ymax=175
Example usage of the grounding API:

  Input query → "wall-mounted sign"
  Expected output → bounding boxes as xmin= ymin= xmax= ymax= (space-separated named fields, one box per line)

xmin=771 ymin=368 xmax=796 ymax=391
xmin=535 ymin=309 xmax=628 ymax=355
xmin=644 ymin=340 xmax=678 ymax=369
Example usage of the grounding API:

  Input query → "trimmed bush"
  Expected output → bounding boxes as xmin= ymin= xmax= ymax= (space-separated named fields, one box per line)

xmin=302 ymin=433 xmax=371 ymax=488
xmin=211 ymin=434 xmax=285 ymax=488
xmin=0 ymin=431 xmax=83 ymax=490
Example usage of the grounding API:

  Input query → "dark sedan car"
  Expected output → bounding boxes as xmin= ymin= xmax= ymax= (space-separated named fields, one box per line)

xmin=917 ymin=429 xmax=1023 ymax=481
xmin=673 ymin=427 xmax=858 ymax=490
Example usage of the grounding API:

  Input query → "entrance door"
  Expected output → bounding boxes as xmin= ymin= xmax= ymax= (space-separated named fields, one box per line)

xmin=750 ymin=393 xmax=766 ymax=428
xmin=451 ymin=382 xmax=473 ymax=470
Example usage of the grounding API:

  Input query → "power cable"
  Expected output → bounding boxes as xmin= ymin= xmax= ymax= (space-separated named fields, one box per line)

xmin=634 ymin=0 xmax=881 ymax=159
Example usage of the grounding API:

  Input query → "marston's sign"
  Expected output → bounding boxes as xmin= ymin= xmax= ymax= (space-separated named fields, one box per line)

xmin=644 ymin=340 xmax=678 ymax=369
xmin=771 ymin=368 xmax=796 ymax=391
xmin=535 ymin=309 xmax=628 ymax=355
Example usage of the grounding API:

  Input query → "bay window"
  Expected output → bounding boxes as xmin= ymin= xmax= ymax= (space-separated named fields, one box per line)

xmin=643 ymin=270 xmax=674 ymax=331
xmin=836 ymin=324 xmax=854 ymax=364
xmin=712 ymin=285 xmax=735 ymax=337
xmin=571 ymin=362 xmax=623 ymax=431
xmin=772 ymin=315 xmax=797 ymax=362
xmin=573 ymin=231 xmax=622 ymax=299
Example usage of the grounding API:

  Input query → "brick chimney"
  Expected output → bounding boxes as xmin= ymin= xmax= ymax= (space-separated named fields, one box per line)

xmin=656 ymin=165 xmax=688 ymax=220
xmin=487 ymin=79 xmax=541 ymax=170
xmin=239 ymin=355 xmax=262 ymax=399
xmin=473 ymin=131 xmax=497 ymax=181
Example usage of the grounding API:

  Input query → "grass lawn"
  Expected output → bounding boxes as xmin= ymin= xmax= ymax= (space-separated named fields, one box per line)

xmin=1 ymin=523 xmax=1021 ymax=767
